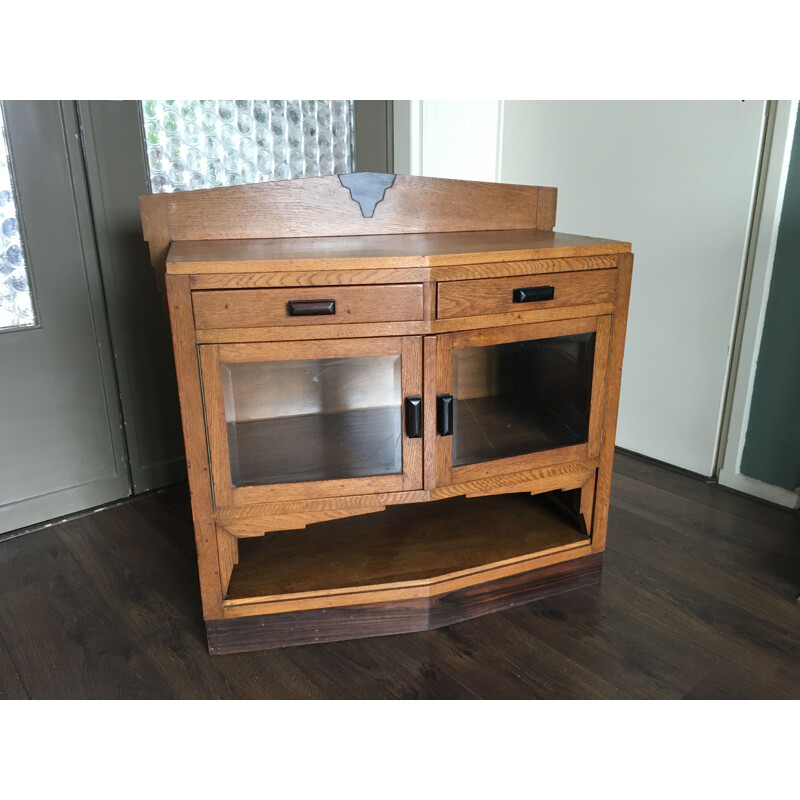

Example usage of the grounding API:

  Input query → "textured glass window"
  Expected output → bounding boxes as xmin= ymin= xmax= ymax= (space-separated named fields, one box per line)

xmin=0 ymin=106 xmax=36 ymax=330
xmin=141 ymin=100 xmax=354 ymax=193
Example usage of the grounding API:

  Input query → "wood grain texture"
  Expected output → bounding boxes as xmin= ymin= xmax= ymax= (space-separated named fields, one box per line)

xmin=401 ymin=336 xmax=424 ymax=490
xmin=214 ymin=490 xmax=428 ymax=522
xmin=464 ymin=469 xmax=594 ymax=500
xmin=536 ymin=187 xmax=558 ymax=231
xmin=446 ymin=315 xmax=597 ymax=350
xmin=193 ymin=303 xmax=616 ymax=344
xmin=219 ymin=506 xmax=387 ymax=538
xmin=149 ymin=174 xmax=551 ymax=243
xmin=185 ymin=255 xmax=620 ymax=290
xmin=591 ymin=254 xmax=633 ymax=551
xmin=437 ymin=268 xmax=617 ymax=319
xmin=217 ymin=528 xmax=238 ymax=597
xmin=432 ymin=254 xmax=619 ymax=281
xmin=423 ymin=336 xmax=438 ymax=491
xmin=221 ymin=544 xmax=594 ymax=619
xmin=139 ymin=192 xmax=170 ymax=288
xmin=164 ymin=275 xmax=224 ymax=618
xmin=192 ymin=284 xmax=425 ymax=330
xmin=222 ymin=491 xmax=590 ymax=612
xmin=580 ymin=474 xmax=596 ymax=535
xmin=433 ymin=459 xmax=599 ymax=500
xmin=206 ymin=554 xmax=602 ymax=653
xmin=434 ymin=328 xmax=454 ymax=488
xmin=0 ymin=627 xmax=27 ymax=699
xmin=189 ymin=267 xmax=432 ymax=289
xmin=451 ymin=444 xmax=591 ymax=485
xmin=165 ymin=230 xmax=629 ymax=274
xmin=211 ymin=461 xmax=599 ymax=528
xmin=588 ymin=315 xmax=612 ymax=457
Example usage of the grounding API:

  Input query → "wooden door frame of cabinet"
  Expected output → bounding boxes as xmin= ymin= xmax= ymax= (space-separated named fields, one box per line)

xmin=199 ymin=335 xmax=424 ymax=507
xmin=433 ymin=315 xmax=611 ymax=488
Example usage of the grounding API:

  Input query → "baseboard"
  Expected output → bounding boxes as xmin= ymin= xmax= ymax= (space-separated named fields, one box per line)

xmin=718 ymin=469 xmax=800 ymax=510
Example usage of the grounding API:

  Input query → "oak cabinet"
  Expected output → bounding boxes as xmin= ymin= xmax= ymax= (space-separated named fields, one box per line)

xmin=140 ymin=173 xmax=633 ymax=654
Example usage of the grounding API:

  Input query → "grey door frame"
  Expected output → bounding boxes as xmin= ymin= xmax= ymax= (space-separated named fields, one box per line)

xmin=78 ymin=101 xmax=186 ymax=494
xmin=0 ymin=100 xmax=131 ymax=535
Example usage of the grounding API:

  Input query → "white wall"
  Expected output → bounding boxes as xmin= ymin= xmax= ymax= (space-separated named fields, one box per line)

xmin=393 ymin=100 xmax=502 ymax=181
xmin=396 ymin=101 xmax=767 ymax=476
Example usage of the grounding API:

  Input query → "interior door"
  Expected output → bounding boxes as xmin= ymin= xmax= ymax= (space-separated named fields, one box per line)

xmin=0 ymin=101 xmax=130 ymax=534
xmin=200 ymin=336 xmax=424 ymax=505
xmin=434 ymin=317 xmax=612 ymax=487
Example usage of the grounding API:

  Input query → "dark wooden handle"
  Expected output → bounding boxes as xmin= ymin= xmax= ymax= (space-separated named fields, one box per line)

xmin=513 ymin=286 xmax=555 ymax=303
xmin=405 ymin=396 xmax=422 ymax=438
xmin=287 ymin=299 xmax=336 ymax=316
xmin=437 ymin=394 xmax=453 ymax=436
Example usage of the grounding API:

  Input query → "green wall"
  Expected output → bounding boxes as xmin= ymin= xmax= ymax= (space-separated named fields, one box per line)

xmin=740 ymin=116 xmax=800 ymax=491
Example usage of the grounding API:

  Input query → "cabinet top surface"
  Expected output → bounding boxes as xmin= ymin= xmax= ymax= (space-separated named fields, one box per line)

xmin=165 ymin=229 xmax=631 ymax=275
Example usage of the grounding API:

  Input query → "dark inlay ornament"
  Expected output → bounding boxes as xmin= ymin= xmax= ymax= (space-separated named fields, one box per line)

xmin=339 ymin=172 xmax=396 ymax=218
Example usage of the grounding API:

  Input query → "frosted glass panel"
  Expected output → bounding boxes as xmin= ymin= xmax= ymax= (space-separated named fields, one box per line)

xmin=0 ymin=106 xmax=36 ymax=330
xmin=141 ymin=100 xmax=354 ymax=193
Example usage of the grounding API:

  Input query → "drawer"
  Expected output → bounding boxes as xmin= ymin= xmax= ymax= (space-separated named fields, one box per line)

xmin=436 ymin=269 xmax=617 ymax=320
xmin=193 ymin=284 xmax=424 ymax=329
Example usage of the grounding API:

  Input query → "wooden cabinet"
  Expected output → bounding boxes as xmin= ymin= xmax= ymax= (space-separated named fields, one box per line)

xmin=140 ymin=174 xmax=633 ymax=654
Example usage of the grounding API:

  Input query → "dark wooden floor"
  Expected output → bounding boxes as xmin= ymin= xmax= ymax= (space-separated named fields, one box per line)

xmin=1 ymin=452 xmax=798 ymax=700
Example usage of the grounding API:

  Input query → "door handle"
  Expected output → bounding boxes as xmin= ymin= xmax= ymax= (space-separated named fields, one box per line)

xmin=512 ymin=286 xmax=554 ymax=303
xmin=436 ymin=393 xmax=453 ymax=436
xmin=405 ymin=396 xmax=422 ymax=438
xmin=287 ymin=299 xmax=336 ymax=316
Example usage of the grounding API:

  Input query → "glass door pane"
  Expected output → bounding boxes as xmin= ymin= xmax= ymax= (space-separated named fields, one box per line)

xmin=452 ymin=332 xmax=595 ymax=467
xmin=220 ymin=354 xmax=402 ymax=486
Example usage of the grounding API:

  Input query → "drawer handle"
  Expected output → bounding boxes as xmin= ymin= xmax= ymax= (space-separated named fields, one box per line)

xmin=405 ymin=396 xmax=422 ymax=439
xmin=287 ymin=299 xmax=336 ymax=316
xmin=513 ymin=286 xmax=555 ymax=303
xmin=436 ymin=393 xmax=453 ymax=436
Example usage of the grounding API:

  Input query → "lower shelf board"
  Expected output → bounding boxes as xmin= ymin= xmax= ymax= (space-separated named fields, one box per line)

xmin=225 ymin=490 xmax=590 ymax=604
xmin=209 ymin=551 xmax=603 ymax=653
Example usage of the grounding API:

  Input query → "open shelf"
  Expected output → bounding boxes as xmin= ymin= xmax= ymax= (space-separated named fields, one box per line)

xmin=225 ymin=490 xmax=590 ymax=602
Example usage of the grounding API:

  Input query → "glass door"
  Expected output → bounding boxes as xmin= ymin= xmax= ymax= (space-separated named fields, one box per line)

xmin=200 ymin=336 xmax=423 ymax=505
xmin=434 ymin=317 xmax=612 ymax=487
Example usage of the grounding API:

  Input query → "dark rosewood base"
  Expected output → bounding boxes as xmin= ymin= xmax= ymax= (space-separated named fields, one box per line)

xmin=206 ymin=552 xmax=603 ymax=654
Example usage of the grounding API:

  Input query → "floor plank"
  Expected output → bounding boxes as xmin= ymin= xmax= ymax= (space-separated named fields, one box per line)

xmin=0 ymin=530 xmax=176 ymax=700
xmin=57 ymin=503 xmax=324 ymax=700
xmin=0 ymin=628 xmax=27 ymax=700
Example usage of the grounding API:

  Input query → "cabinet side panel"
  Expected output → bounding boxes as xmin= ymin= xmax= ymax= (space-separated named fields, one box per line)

xmin=139 ymin=193 xmax=170 ymax=290
xmin=165 ymin=274 xmax=224 ymax=618
xmin=591 ymin=253 xmax=633 ymax=551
